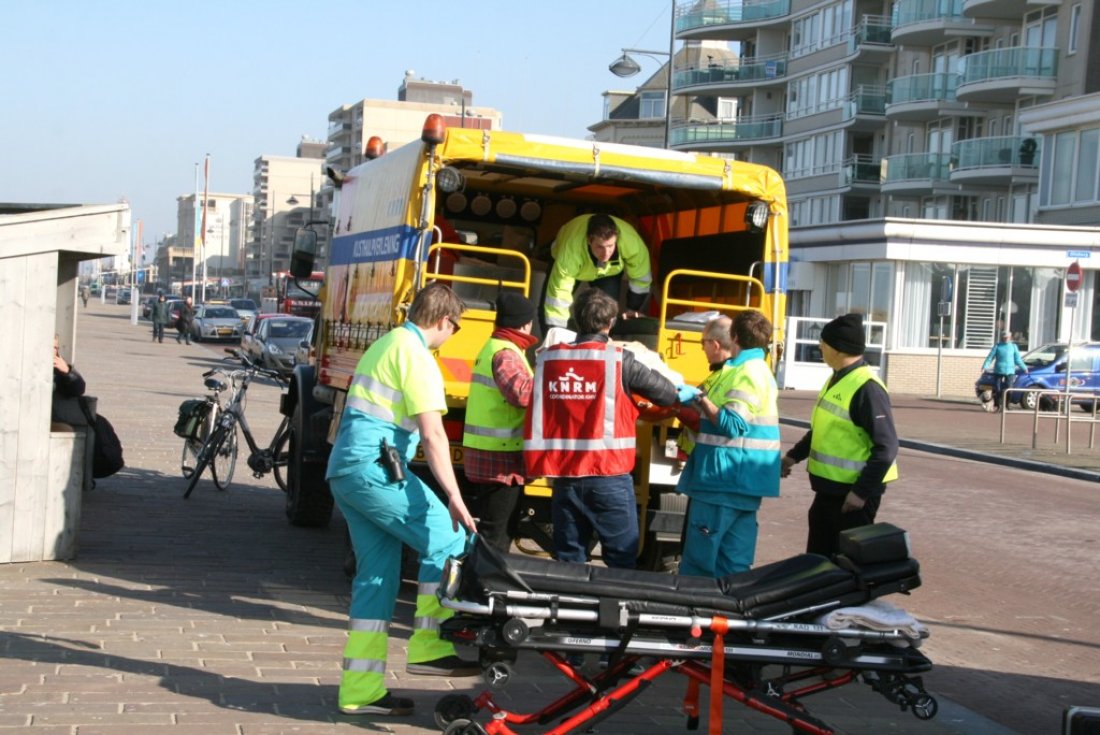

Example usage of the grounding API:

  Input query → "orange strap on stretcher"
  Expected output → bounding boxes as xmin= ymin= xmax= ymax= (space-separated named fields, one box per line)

xmin=682 ymin=616 xmax=728 ymax=734
xmin=709 ymin=616 xmax=728 ymax=735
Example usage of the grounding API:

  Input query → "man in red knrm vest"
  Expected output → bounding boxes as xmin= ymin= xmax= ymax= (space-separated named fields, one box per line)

xmin=524 ymin=288 xmax=695 ymax=568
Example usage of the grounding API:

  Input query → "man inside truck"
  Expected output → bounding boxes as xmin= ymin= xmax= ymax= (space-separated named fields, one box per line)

xmin=539 ymin=213 xmax=653 ymax=335
xmin=324 ymin=283 xmax=479 ymax=717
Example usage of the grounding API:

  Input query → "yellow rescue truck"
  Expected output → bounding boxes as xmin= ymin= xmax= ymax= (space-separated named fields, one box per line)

xmin=284 ymin=115 xmax=788 ymax=570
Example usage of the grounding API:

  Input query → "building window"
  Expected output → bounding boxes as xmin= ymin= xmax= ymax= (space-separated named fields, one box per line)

xmin=639 ymin=91 xmax=666 ymax=119
xmin=1041 ymin=127 xmax=1100 ymax=207
xmin=1069 ymin=4 xmax=1082 ymax=54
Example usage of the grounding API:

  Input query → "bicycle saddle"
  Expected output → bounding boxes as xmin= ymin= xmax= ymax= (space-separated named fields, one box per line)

xmin=204 ymin=377 xmax=228 ymax=392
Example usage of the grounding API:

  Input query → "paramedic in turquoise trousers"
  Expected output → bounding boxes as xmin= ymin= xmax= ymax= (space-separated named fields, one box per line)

xmin=676 ymin=310 xmax=781 ymax=577
xmin=325 ymin=284 xmax=479 ymax=717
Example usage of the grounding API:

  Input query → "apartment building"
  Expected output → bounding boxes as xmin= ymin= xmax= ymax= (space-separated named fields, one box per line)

xmin=324 ymin=72 xmax=502 ymax=174
xmin=176 ymin=192 xmax=253 ymax=287
xmin=247 ymin=150 xmax=324 ymax=290
xmin=597 ymin=0 xmax=1100 ymax=395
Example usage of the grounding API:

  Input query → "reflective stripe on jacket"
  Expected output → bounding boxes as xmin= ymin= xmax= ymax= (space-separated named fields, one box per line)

xmin=808 ymin=365 xmax=899 ymax=485
xmin=544 ymin=215 xmax=652 ymax=328
xmin=680 ymin=353 xmax=781 ymax=499
xmin=463 ymin=337 xmax=531 ymax=452
xmin=524 ymin=341 xmax=638 ymax=477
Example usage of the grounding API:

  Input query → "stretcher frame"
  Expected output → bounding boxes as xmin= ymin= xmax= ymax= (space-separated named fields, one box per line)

xmin=433 ymin=524 xmax=939 ymax=735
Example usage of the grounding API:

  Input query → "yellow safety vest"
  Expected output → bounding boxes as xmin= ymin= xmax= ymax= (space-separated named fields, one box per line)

xmin=808 ymin=366 xmax=899 ymax=485
xmin=463 ymin=337 xmax=531 ymax=452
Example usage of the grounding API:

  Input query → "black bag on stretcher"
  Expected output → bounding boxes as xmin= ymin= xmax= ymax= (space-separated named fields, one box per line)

xmin=432 ymin=523 xmax=939 ymax=735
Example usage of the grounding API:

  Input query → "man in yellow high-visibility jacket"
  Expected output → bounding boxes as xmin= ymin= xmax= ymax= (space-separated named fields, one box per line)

xmin=325 ymin=283 xmax=478 ymax=717
xmin=781 ymin=313 xmax=898 ymax=557
xmin=539 ymin=213 xmax=652 ymax=334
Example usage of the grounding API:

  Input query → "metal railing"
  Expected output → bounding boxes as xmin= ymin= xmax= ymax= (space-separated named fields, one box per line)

xmin=1000 ymin=387 xmax=1100 ymax=453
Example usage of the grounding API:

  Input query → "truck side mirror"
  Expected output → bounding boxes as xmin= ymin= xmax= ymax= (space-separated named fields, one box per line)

xmin=1055 ymin=362 xmax=1067 ymax=373
xmin=291 ymin=227 xmax=318 ymax=279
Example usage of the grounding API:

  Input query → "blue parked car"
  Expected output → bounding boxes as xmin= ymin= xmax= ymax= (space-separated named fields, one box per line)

xmin=978 ymin=342 xmax=1100 ymax=411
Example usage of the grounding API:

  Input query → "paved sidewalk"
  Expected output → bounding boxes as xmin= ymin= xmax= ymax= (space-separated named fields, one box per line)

xmin=779 ymin=391 xmax=1100 ymax=482
xmin=0 ymin=301 xmax=1035 ymax=734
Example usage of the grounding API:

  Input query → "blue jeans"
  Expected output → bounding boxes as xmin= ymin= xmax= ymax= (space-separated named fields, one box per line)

xmin=551 ymin=474 xmax=637 ymax=569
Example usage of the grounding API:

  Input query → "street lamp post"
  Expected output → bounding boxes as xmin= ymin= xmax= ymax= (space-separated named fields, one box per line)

xmin=608 ymin=47 xmax=673 ymax=148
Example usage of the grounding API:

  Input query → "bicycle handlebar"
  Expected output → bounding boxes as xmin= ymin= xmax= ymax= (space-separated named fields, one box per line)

xmin=220 ymin=348 xmax=286 ymax=382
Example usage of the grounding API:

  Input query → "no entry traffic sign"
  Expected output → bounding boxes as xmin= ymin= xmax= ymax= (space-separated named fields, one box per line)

xmin=1067 ymin=260 xmax=1083 ymax=292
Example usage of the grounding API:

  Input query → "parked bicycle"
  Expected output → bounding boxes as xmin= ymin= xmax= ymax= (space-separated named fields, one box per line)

xmin=178 ymin=350 xmax=290 ymax=498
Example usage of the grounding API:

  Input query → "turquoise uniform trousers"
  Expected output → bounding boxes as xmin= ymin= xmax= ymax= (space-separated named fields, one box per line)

xmin=678 ymin=496 xmax=759 ymax=578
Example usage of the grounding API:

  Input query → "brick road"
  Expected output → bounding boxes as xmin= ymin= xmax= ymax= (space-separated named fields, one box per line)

xmin=4 ymin=299 xmax=1077 ymax=733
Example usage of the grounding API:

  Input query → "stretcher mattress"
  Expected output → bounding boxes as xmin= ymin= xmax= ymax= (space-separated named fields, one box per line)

xmin=457 ymin=523 xmax=921 ymax=621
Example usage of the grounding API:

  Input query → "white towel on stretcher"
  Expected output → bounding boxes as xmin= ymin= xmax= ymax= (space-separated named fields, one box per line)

xmin=815 ymin=599 xmax=928 ymax=640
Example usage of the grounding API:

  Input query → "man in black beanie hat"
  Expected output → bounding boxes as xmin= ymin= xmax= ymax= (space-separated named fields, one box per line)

xmin=461 ymin=292 xmax=538 ymax=553
xmin=780 ymin=313 xmax=898 ymax=557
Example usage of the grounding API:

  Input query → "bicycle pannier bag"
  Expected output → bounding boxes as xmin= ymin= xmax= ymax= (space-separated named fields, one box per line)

xmin=174 ymin=399 xmax=210 ymax=439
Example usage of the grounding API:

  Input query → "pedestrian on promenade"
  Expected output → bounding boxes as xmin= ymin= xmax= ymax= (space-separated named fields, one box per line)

xmin=677 ymin=310 xmax=781 ymax=577
xmin=781 ymin=313 xmax=899 ymax=557
xmin=525 ymin=288 xmax=688 ymax=569
xmin=324 ymin=283 xmax=479 ymax=717
xmin=175 ymin=297 xmax=194 ymax=345
xmin=151 ymin=294 xmax=170 ymax=343
xmin=539 ymin=213 xmax=652 ymax=335
xmin=462 ymin=291 xmax=538 ymax=554
xmin=80 ymin=284 xmax=90 ymax=307
xmin=982 ymin=331 xmax=1028 ymax=409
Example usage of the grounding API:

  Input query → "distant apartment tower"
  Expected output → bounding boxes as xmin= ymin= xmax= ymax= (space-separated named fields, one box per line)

xmin=176 ymin=192 xmax=254 ymax=285
xmin=324 ymin=72 xmax=503 ymax=175
xmin=248 ymin=143 xmax=326 ymax=289
xmin=667 ymin=0 xmax=1097 ymax=229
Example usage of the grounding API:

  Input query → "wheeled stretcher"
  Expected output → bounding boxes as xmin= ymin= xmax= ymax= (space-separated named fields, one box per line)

xmin=433 ymin=523 xmax=938 ymax=735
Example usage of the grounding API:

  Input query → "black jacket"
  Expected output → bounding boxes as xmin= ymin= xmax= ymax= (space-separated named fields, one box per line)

xmin=575 ymin=333 xmax=679 ymax=407
xmin=53 ymin=365 xmax=86 ymax=399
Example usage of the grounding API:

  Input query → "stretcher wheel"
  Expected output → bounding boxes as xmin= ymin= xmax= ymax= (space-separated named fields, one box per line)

xmin=821 ymin=637 xmax=849 ymax=665
xmin=484 ymin=661 xmax=514 ymax=690
xmin=443 ymin=719 xmax=487 ymax=735
xmin=912 ymin=694 xmax=938 ymax=720
xmin=502 ymin=618 xmax=528 ymax=645
xmin=434 ymin=694 xmax=475 ymax=729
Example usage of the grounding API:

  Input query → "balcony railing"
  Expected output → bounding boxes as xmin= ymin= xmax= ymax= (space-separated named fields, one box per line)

xmin=884 ymin=151 xmax=952 ymax=183
xmin=848 ymin=15 xmax=893 ymax=51
xmin=841 ymin=155 xmax=882 ymax=185
xmin=846 ymin=85 xmax=887 ymax=118
xmin=892 ymin=0 xmax=965 ymax=28
xmin=887 ymin=72 xmax=959 ymax=104
xmin=669 ymin=115 xmax=784 ymax=146
xmin=675 ymin=0 xmax=791 ymax=33
xmin=672 ymin=54 xmax=787 ymax=88
xmin=951 ymin=135 xmax=1040 ymax=169
xmin=959 ymin=46 xmax=1059 ymax=85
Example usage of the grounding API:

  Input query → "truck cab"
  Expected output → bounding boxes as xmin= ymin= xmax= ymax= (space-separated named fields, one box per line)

xmin=283 ymin=115 xmax=789 ymax=570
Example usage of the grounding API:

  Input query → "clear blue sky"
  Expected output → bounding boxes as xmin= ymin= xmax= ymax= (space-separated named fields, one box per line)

xmin=1 ymin=0 xmax=673 ymax=248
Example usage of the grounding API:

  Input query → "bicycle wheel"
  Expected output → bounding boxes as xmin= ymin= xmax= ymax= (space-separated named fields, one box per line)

xmin=271 ymin=418 xmax=290 ymax=492
xmin=183 ymin=424 xmax=226 ymax=499
xmin=212 ymin=422 xmax=239 ymax=491
xmin=181 ymin=403 xmax=215 ymax=479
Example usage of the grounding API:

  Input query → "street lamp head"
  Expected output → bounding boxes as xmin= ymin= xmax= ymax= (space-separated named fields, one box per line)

xmin=609 ymin=53 xmax=643 ymax=78
xmin=286 ymin=195 xmax=300 ymax=206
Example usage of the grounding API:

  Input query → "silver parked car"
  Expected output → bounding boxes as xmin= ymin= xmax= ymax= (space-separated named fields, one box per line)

xmin=190 ymin=305 xmax=243 ymax=342
xmin=229 ymin=298 xmax=259 ymax=325
xmin=249 ymin=316 xmax=313 ymax=375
